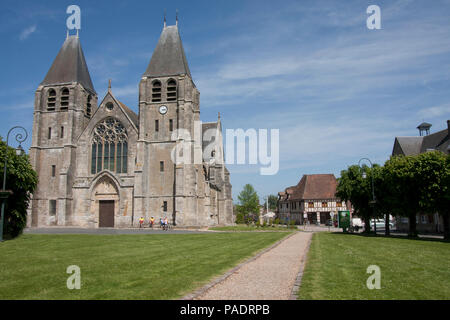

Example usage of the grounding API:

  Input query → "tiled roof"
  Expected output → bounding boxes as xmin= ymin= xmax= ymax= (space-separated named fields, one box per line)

xmin=280 ymin=174 xmax=338 ymax=201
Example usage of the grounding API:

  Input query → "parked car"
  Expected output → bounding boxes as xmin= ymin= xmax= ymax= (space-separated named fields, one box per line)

xmin=370 ymin=219 xmax=394 ymax=229
xmin=352 ymin=218 xmax=364 ymax=227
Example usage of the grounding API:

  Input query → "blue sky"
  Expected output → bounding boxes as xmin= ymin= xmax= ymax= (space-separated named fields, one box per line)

xmin=1 ymin=0 xmax=450 ymax=202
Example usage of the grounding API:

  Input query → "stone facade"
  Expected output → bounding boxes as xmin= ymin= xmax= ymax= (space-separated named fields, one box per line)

xmin=28 ymin=25 xmax=233 ymax=228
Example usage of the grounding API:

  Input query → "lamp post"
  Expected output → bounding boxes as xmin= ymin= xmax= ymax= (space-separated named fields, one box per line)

xmin=1 ymin=126 xmax=28 ymax=242
xmin=358 ymin=158 xmax=376 ymax=235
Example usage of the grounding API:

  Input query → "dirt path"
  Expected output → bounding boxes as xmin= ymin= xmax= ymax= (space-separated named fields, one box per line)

xmin=195 ymin=232 xmax=312 ymax=300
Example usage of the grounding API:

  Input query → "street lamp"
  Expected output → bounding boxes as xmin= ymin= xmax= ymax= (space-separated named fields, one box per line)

xmin=358 ymin=158 xmax=376 ymax=235
xmin=1 ymin=126 xmax=28 ymax=242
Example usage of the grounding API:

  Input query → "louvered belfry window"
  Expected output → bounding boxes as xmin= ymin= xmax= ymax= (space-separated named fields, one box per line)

xmin=91 ymin=118 xmax=128 ymax=174
xmin=86 ymin=95 xmax=92 ymax=117
xmin=47 ymin=89 xmax=56 ymax=110
xmin=60 ymin=88 xmax=69 ymax=110
xmin=167 ymin=79 xmax=177 ymax=101
xmin=152 ymin=80 xmax=162 ymax=102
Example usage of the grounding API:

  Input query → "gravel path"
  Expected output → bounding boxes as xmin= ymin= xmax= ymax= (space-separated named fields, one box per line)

xmin=195 ymin=232 xmax=312 ymax=300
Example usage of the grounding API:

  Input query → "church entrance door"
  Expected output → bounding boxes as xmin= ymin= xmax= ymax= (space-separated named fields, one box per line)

xmin=99 ymin=200 xmax=115 ymax=227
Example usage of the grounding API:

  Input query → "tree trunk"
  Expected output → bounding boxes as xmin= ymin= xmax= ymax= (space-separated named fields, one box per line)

xmin=443 ymin=214 xmax=450 ymax=241
xmin=385 ymin=213 xmax=390 ymax=236
xmin=364 ymin=217 xmax=371 ymax=233
xmin=409 ymin=213 xmax=418 ymax=237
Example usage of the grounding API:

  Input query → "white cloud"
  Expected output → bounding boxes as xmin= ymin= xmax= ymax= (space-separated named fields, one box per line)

xmin=418 ymin=104 xmax=450 ymax=118
xmin=19 ymin=25 xmax=36 ymax=40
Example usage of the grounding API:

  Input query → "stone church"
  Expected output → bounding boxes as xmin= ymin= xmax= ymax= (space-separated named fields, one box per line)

xmin=28 ymin=23 xmax=233 ymax=228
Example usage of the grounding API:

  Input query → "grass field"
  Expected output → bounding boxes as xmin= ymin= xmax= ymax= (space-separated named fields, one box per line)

xmin=210 ymin=224 xmax=294 ymax=231
xmin=298 ymin=232 xmax=450 ymax=300
xmin=0 ymin=232 xmax=289 ymax=300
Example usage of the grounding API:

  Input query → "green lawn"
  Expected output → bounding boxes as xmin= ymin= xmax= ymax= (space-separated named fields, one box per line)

xmin=210 ymin=224 xmax=294 ymax=232
xmin=0 ymin=232 xmax=289 ymax=299
xmin=298 ymin=232 xmax=450 ymax=300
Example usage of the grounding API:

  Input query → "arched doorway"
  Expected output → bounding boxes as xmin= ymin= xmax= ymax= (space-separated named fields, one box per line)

xmin=92 ymin=175 xmax=119 ymax=228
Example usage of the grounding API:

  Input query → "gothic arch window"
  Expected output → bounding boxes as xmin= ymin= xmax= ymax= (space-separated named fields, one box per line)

xmin=47 ymin=89 xmax=56 ymax=110
xmin=152 ymin=80 xmax=162 ymax=102
xmin=91 ymin=118 xmax=128 ymax=174
xmin=60 ymin=87 xmax=69 ymax=110
xmin=167 ymin=79 xmax=177 ymax=101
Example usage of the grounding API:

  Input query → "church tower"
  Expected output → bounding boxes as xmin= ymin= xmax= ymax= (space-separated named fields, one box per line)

xmin=29 ymin=33 xmax=98 ymax=226
xmin=135 ymin=22 xmax=203 ymax=225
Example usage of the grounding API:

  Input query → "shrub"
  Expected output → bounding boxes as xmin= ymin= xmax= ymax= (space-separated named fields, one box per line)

xmin=235 ymin=213 xmax=245 ymax=224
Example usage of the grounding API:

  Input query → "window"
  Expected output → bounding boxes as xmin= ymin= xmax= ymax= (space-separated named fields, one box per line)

xmin=49 ymin=200 xmax=57 ymax=216
xmin=160 ymin=161 xmax=164 ymax=172
xmin=48 ymin=127 xmax=52 ymax=139
xmin=322 ymin=202 xmax=328 ymax=208
xmin=163 ymin=201 xmax=168 ymax=212
xmin=167 ymin=79 xmax=177 ymax=101
xmin=60 ymin=88 xmax=69 ymax=110
xmin=169 ymin=119 xmax=173 ymax=131
xmin=152 ymin=80 xmax=162 ymax=102
xmin=60 ymin=126 xmax=64 ymax=138
xmin=308 ymin=202 xmax=314 ymax=208
xmin=51 ymin=165 xmax=56 ymax=177
xmin=336 ymin=201 xmax=342 ymax=207
xmin=106 ymin=102 xmax=114 ymax=111
xmin=47 ymin=89 xmax=56 ymax=110
xmin=421 ymin=215 xmax=428 ymax=224
xmin=86 ymin=95 xmax=92 ymax=117
xmin=155 ymin=119 xmax=159 ymax=132
xmin=91 ymin=118 xmax=128 ymax=174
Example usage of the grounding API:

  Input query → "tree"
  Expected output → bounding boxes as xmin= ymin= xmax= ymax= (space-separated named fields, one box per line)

xmin=236 ymin=184 xmax=260 ymax=222
xmin=0 ymin=138 xmax=38 ymax=239
xmin=382 ymin=155 xmax=421 ymax=237
xmin=413 ymin=151 xmax=450 ymax=240
xmin=336 ymin=164 xmax=383 ymax=233
xmin=264 ymin=195 xmax=278 ymax=211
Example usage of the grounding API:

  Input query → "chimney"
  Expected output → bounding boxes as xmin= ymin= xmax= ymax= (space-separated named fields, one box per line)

xmin=447 ymin=120 xmax=450 ymax=132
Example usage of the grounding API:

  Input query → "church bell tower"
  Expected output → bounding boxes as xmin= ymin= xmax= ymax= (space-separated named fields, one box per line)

xmin=29 ymin=32 xmax=97 ymax=226
xmin=134 ymin=21 xmax=202 ymax=225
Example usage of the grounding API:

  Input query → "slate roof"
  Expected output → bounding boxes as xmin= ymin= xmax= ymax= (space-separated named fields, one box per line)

xmin=41 ymin=35 xmax=95 ymax=93
xmin=393 ymin=137 xmax=423 ymax=156
xmin=393 ymin=121 xmax=449 ymax=156
xmin=143 ymin=25 xmax=191 ymax=78
xmin=417 ymin=122 xmax=432 ymax=129
xmin=118 ymin=100 xmax=139 ymax=128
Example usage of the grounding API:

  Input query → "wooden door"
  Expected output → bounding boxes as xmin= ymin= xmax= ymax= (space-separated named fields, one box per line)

xmin=99 ymin=200 xmax=115 ymax=227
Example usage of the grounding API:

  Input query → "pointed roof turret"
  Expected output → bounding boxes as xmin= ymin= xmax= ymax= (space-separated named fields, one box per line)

xmin=41 ymin=35 xmax=96 ymax=93
xmin=143 ymin=24 xmax=191 ymax=78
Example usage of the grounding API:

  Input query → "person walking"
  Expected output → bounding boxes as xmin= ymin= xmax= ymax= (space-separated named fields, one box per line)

xmin=139 ymin=217 xmax=144 ymax=228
